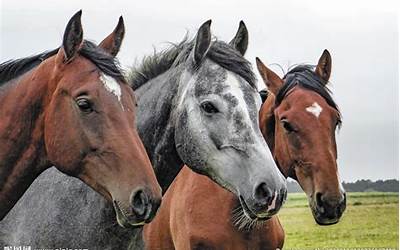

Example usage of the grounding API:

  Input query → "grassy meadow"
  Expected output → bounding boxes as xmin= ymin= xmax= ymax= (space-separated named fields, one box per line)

xmin=278 ymin=192 xmax=399 ymax=249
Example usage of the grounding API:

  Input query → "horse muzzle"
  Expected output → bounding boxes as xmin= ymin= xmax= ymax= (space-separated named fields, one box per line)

xmin=113 ymin=188 xmax=161 ymax=228
xmin=312 ymin=192 xmax=346 ymax=225
xmin=239 ymin=186 xmax=287 ymax=220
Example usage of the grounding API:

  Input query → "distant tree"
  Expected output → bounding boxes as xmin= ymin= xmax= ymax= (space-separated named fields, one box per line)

xmin=288 ymin=179 xmax=399 ymax=193
xmin=342 ymin=179 xmax=399 ymax=192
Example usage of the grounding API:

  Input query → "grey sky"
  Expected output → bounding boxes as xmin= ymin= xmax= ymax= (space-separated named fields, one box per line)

xmin=1 ymin=0 xmax=398 ymax=181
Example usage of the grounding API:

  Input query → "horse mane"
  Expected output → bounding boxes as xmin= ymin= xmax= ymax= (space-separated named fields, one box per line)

xmin=276 ymin=64 xmax=342 ymax=126
xmin=129 ymin=37 xmax=256 ymax=90
xmin=0 ymin=49 xmax=58 ymax=85
xmin=0 ymin=40 xmax=125 ymax=86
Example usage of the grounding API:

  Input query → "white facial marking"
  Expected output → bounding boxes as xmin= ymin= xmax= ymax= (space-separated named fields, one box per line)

xmin=306 ymin=102 xmax=323 ymax=118
xmin=226 ymin=72 xmax=278 ymax=166
xmin=226 ymin=72 xmax=252 ymax=122
xmin=100 ymin=74 xmax=123 ymax=110
xmin=337 ymin=171 xmax=345 ymax=193
xmin=267 ymin=191 xmax=278 ymax=212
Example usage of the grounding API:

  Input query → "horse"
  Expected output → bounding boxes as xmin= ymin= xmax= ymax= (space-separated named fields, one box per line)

xmin=0 ymin=11 xmax=162 ymax=227
xmin=0 ymin=21 xmax=287 ymax=249
xmin=143 ymin=50 xmax=346 ymax=249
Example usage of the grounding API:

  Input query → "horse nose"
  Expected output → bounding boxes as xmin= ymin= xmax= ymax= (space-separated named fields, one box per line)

xmin=130 ymin=188 xmax=161 ymax=222
xmin=316 ymin=192 xmax=346 ymax=219
xmin=254 ymin=182 xmax=272 ymax=206
xmin=254 ymin=182 xmax=286 ymax=212
xmin=131 ymin=189 xmax=148 ymax=217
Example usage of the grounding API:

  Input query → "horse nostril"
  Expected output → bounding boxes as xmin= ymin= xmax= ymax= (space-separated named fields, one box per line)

xmin=316 ymin=192 xmax=323 ymax=208
xmin=254 ymin=182 xmax=272 ymax=205
xmin=131 ymin=189 xmax=148 ymax=218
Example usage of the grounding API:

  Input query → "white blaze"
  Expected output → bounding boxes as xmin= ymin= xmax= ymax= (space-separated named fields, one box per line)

xmin=226 ymin=72 xmax=277 ymax=166
xmin=337 ymin=170 xmax=345 ymax=193
xmin=100 ymin=74 xmax=123 ymax=109
xmin=226 ymin=72 xmax=252 ymax=123
xmin=306 ymin=102 xmax=323 ymax=118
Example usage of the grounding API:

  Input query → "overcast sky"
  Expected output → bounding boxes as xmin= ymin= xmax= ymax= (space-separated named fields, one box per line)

xmin=1 ymin=0 xmax=398 ymax=181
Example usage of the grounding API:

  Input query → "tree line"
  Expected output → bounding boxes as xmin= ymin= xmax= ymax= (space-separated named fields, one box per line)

xmin=287 ymin=179 xmax=399 ymax=193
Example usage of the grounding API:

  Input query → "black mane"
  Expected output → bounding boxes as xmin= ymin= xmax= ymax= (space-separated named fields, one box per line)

xmin=0 ymin=49 xmax=58 ymax=85
xmin=129 ymin=37 xmax=256 ymax=90
xmin=0 ymin=40 xmax=125 ymax=86
xmin=276 ymin=65 xmax=342 ymax=124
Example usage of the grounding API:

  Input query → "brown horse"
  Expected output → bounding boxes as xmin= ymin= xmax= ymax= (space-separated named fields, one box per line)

xmin=143 ymin=50 xmax=346 ymax=249
xmin=0 ymin=11 xmax=162 ymax=227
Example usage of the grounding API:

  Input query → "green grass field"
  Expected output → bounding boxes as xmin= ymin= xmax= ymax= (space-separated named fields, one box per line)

xmin=278 ymin=192 xmax=399 ymax=249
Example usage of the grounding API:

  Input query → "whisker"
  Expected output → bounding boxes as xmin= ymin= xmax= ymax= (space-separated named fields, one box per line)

xmin=231 ymin=204 xmax=267 ymax=231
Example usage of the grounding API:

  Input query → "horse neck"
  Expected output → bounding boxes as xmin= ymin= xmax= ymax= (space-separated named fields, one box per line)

xmin=134 ymin=68 xmax=184 ymax=193
xmin=0 ymin=65 xmax=52 ymax=219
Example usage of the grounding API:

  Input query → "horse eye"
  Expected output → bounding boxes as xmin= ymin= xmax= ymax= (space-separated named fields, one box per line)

xmin=76 ymin=98 xmax=93 ymax=113
xmin=200 ymin=101 xmax=219 ymax=114
xmin=281 ymin=119 xmax=296 ymax=133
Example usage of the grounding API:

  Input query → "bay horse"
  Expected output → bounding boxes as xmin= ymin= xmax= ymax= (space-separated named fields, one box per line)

xmin=0 ymin=21 xmax=286 ymax=249
xmin=0 ymin=11 xmax=162 ymax=227
xmin=143 ymin=50 xmax=346 ymax=249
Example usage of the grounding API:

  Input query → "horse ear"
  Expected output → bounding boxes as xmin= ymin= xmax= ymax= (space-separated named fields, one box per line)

xmin=61 ymin=10 xmax=83 ymax=63
xmin=315 ymin=49 xmax=332 ymax=83
xmin=99 ymin=16 xmax=125 ymax=57
xmin=193 ymin=20 xmax=212 ymax=65
xmin=229 ymin=21 xmax=248 ymax=56
xmin=256 ymin=57 xmax=283 ymax=96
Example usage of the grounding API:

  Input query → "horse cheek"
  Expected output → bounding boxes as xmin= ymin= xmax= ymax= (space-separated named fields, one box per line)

xmin=44 ymin=97 xmax=83 ymax=175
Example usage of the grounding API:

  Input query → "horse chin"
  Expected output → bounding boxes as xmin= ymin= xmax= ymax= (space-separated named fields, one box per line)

xmin=255 ymin=213 xmax=273 ymax=221
xmin=239 ymin=196 xmax=257 ymax=220
xmin=113 ymin=200 xmax=146 ymax=228
xmin=239 ymin=196 xmax=275 ymax=222
xmin=233 ymin=197 xmax=273 ymax=231
xmin=313 ymin=212 xmax=340 ymax=226
xmin=238 ymin=198 xmax=269 ymax=221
